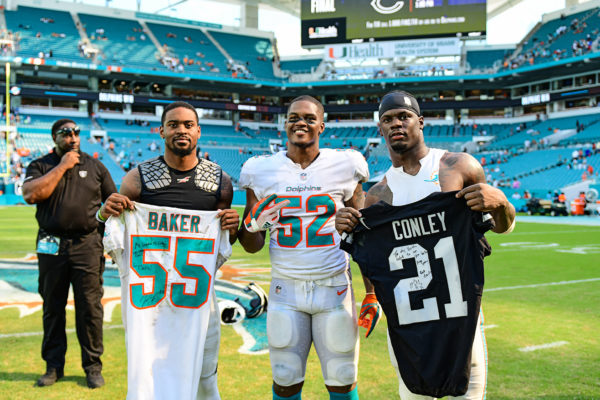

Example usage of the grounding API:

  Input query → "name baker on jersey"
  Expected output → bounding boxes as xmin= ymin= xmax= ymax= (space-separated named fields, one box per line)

xmin=147 ymin=211 xmax=202 ymax=233
xmin=392 ymin=212 xmax=447 ymax=240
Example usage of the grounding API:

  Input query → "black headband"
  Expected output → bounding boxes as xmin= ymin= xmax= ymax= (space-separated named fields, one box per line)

xmin=379 ymin=91 xmax=421 ymax=117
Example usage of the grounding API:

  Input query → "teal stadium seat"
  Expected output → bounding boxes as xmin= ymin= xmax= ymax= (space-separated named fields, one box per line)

xmin=518 ymin=153 xmax=600 ymax=191
xmin=146 ymin=22 xmax=228 ymax=75
xmin=509 ymin=8 xmax=599 ymax=68
xmin=78 ymin=13 xmax=165 ymax=70
xmin=477 ymin=148 xmax=573 ymax=180
xmin=6 ymin=6 xmax=86 ymax=62
xmin=209 ymin=30 xmax=276 ymax=80
xmin=466 ymin=49 xmax=510 ymax=72
xmin=561 ymin=118 xmax=600 ymax=144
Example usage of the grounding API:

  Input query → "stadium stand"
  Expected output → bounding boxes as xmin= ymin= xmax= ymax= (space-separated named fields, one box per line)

xmin=95 ymin=118 xmax=157 ymax=135
xmin=562 ymin=119 xmax=600 ymax=144
xmin=18 ymin=114 xmax=92 ymax=131
xmin=201 ymin=147 xmax=254 ymax=182
xmin=77 ymin=13 xmax=165 ymax=69
xmin=5 ymin=6 xmax=86 ymax=62
xmin=240 ymin=126 xmax=282 ymax=139
xmin=208 ymin=30 xmax=277 ymax=80
xmin=479 ymin=148 xmax=574 ymax=180
xmin=519 ymin=153 xmax=600 ymax=192
xmin=5 ymin=107 xmax=599 ymax=201
xmin=504 ymin=7 xmax=600 ymax=69
xmin=145 ymin=22 xmax=228 ymax=75
xmin=2 ymin=1 xmax=600 ymax=211
xmin=466 ymin=48 xmax=512 ymax=72
xmin=79 ymin=139 xmax=126 ymax=184
xmin=91 ymin=119 xmax=270 ymax=183
xmin=488 ymin=114 xmax=600 ymax=150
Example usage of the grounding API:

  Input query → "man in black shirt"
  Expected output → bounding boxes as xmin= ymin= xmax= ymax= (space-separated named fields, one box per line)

xmin=23 ymin=118 xmax=116 ymax=389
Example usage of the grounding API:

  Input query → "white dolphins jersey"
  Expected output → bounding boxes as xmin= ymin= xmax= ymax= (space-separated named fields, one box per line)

xmin=103 ymin=203 xmax=231 ymax=400
xmin=385 ymin=148 xmax=447 ymax=206
xmin=239 ymin=149 xmax=369 ymax=281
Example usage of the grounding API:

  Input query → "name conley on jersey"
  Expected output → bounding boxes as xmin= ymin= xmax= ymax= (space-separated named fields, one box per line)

xmin=147 ymin=211 xmax=202 ymax=233
xmin=392 ymin=212 xmax=447 ymax=240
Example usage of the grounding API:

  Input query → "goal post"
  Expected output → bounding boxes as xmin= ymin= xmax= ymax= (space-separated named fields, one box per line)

xmin=1 ymin=62 xmax=10 ymax=178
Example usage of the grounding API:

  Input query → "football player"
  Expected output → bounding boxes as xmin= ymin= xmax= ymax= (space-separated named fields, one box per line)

xmin=335 ymin=90 xmax=515 ymax=400
xmin=99 ymin=101 xmax=239 ymax=399
xmin=238 ymin=95 xmax=371 ymax=400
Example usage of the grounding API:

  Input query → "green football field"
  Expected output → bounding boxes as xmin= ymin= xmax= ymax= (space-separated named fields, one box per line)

xmin=0 ymin=205 xmax=599 ymax=399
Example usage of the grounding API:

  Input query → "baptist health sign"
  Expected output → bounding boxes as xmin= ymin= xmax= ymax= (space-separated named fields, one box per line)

xmin=325 ymin=38 xmax=461 ymax=60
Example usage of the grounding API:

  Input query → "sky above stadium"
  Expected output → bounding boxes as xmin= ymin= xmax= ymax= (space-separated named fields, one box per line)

xmin=83 ymin=0 xmax=568 ymax=56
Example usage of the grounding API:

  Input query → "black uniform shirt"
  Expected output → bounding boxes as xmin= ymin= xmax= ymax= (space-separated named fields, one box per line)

xmin=25 ymin=150 xmax=117 ymax=235
xmin=341 ymin=191 xmax=492 ymax=398
xmin=138 ymin=156 xmax=222 ymax=210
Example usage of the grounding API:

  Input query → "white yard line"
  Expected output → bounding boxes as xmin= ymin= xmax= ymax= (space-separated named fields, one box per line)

xmin=486 ymin=278 xmax=600 ymax=292
xmin=505 ymin=229 xmax=600 ymax=236
xmin=518 ymin=341 xmax=569 ymax=352
xmin=516 ymin=216 xmax=600 ymax=226
xmin=357 ymin=276 xmax=599 ymax=308
xmin=232 ymin=323 xmax=269 ymax=356
xmin=491 ymin=245 xmax=600 ymax=253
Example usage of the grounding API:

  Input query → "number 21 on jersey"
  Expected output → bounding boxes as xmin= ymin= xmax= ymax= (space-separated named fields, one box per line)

xmin=389 ymin=236 xmax=468 ymax=325
xmin=129 ymin=235 xmax=214 ymax=309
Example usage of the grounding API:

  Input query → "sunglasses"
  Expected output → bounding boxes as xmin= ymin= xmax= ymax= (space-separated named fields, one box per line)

xmin=56 ymin=127 xmax=81 ymax=136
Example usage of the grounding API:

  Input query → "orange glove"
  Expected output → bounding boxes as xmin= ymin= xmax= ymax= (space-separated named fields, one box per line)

xmin=244 ymin=194 xmax=290 ymax=233
xmin=358 ymin=293 xmax=381 ymax=338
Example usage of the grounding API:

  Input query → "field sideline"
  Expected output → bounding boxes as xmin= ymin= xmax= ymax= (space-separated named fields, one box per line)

xmin=0 ymin=206 xmax=599 ymax=399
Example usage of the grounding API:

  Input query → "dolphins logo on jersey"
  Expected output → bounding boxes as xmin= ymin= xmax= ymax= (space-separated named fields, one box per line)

xmin=424 ymin=170 xmax=440 ymax=185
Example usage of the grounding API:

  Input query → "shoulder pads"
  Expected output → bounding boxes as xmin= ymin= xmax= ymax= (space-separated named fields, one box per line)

xmin=195 ymin=158 xmax=221 ymax=193
xmin=139 ymin=157 xmax=171 ymax=190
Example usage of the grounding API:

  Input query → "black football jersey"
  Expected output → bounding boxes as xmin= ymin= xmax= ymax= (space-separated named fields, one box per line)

xmin=138 ymin=156 xmax=222 ymax=210
xmin=341 ymin=191 xmax=492 ymax=397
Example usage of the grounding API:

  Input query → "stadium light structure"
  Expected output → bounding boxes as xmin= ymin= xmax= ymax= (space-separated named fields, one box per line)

xmin=487 ymin=0 xmax=525 ymax=20
xmin=153 ymin=0 xmax=189 ymax=14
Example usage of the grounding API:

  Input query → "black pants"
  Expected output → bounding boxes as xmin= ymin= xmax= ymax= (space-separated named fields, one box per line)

xmin=37 ymin=231 xmax=104 ymax=373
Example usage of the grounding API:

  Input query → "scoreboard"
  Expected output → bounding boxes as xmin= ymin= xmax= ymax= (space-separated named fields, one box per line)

xmin=301 ymin=0 xmax=486 ymax=46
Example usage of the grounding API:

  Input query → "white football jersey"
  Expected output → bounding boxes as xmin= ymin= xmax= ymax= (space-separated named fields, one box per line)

xmin=385 ymin=148 xmax=446 ymax=206
xmin=103 ymin=203 xmax=231 ymax=400
xmin=239 ymin=149 xmax=369 ymax=281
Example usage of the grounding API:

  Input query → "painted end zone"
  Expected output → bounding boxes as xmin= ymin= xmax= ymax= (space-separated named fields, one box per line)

xmin=0 ymin=259 xmax=269 ymax=355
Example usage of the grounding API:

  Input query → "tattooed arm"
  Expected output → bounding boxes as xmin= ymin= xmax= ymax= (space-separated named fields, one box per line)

xmin=344 ymin=182 xmax=366 ymax=209
xmin=335 ymin=176 xmax=393 ymax=235
xmin=365 ymin=177 xmax=393 ymax=207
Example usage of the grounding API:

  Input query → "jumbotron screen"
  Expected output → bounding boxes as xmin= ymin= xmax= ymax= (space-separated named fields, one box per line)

xmin=301 ymin=0 xmax=487 ymax=46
